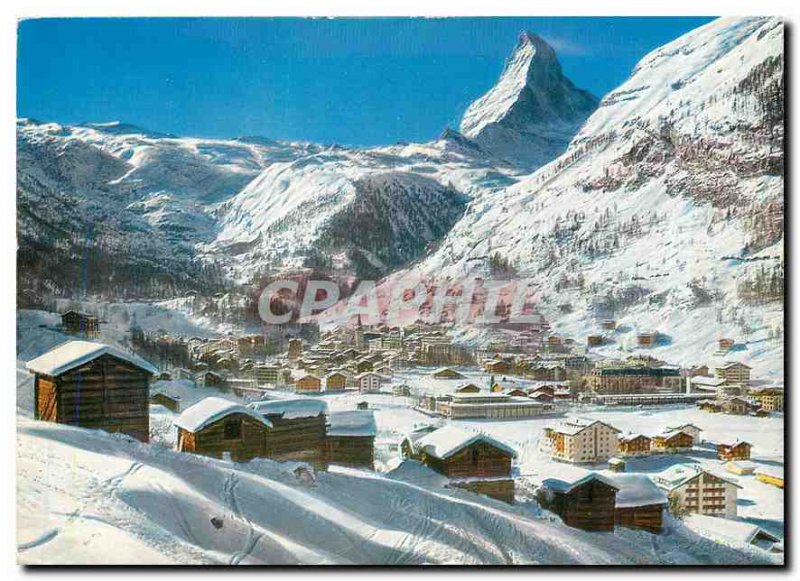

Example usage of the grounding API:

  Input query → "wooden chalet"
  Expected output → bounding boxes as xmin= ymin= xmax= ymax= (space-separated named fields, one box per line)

xmin=587 ymin=335 xmax=604 ymax=347
xmin=455 ymin=383 xmax=481 ymax=394
xmin=536 ymin=466 xmax=618 ymax=531
xmin=149 ymin=390 xmax=181 ymax=412
xmin=27 ymin=341 xmax=156 ymax=442
xmin=174 ymin=397 xmax=272 ymax=462
xmin=726 ymin=460 xmax=757 ymax=476
xmin=249 ymin=399 xmax=328 ymax=467
xmin=484 ymin=359 xmax=511 ymax=374
xmin=199 ymin=370 xmax=225 ymax=389
xmin=716 ymin=440 xmax=752 ymax=461
xmin=609 ymin=474 xmax=667 ymax=534
xmin=324 ymin=372 xmax=347 ymax=392
xmin=431 ymin=367 xmax=466 ymax=380
xmin=408 ymin=425 xmax=516 ymax=502
xmin=61 ymin=310 xmax=100 ymax=336
xmin=618 ymin=433 xmax=652 ymax=457
xmin=652 ymin=429 xmax=693 ymax=454
xmin=295 ymin=373 xmax=322 ymax=393
xmin=722 ymin=396 xmax=752 ymax=415
xmin=325 ymin=410 xmax=377 ymax=470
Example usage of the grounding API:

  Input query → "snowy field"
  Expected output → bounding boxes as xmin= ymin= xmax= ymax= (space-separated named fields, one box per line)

xmin=15 ymin=309 xmax=783 ymax=564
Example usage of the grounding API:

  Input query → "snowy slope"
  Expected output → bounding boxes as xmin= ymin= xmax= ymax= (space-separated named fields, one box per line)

xmin=460 ymin=32 xmax=598 ymax=171
xmin=405 ymin=17 xmax=784 ymax=377
xmin=17 ymin=417 xmax=778 ymax=565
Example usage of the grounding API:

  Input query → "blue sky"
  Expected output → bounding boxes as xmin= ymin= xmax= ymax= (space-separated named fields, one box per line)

xmin=18 ymin=17 xmax=714 ymax=146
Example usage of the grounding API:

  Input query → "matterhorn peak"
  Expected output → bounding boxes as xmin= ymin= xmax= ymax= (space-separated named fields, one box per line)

xmin=459 ymin=31 xmax=597 ymax=171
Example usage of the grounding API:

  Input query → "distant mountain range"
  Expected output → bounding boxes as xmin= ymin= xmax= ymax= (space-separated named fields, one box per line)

xmin=17 ymin=17 xmax=784 ymax=376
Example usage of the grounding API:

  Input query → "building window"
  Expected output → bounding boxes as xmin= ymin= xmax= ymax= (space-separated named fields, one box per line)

xmin=224 ymin=418 xmax=242 ymax=440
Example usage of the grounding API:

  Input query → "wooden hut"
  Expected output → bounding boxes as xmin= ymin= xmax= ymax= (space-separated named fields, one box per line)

xmin=716 ymin=440 xmax=752 ymax=461
xmin=409 ymin=425 xmax=516 ymax=502
xmin=325 ymin=410 xmax=377 ymax=470
xmin=324 ymin=372 xmax=347 ymax=392
xmin=249 ymin=399 xmax=328 ymax=467
xmin=609 ymin=474 xmax=667 ymax=533
xmin=174 ymin=397 xmax=272 ymax=462
xmin=455 ymin=383 xmax=481 ymax=394
xmin=295 ymin=373 xmax=322 ymax=393
xmin=536 ymin=466 xmax=618 ymax=531
xmin=149 ymin=390 xmax=181 ymax=412
xmin=484 ymin=359 xmax=511 ymax=374
xmin=26 ymin=341 xmax=156 ymax=442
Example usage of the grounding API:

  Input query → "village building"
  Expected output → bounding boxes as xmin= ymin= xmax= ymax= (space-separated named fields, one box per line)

xmin=608 ymin=457 xmax=626 ymax=472
xmin=587 ymin=335 xmax=604 ymax=347
xmin=698 ymin=398 xmax=723 ymax=413
xmin=754 ymin=467 xmax=783 ymax=489
xmin=689 ymin=375 xmax=728 ymax=394
xmin=197 ymin=370 xmax=225 ymax=389
xmin=714 ymin=361 xmax=752 ymax=386
xmin=61 ymin=310 xmax=100 ymax=336
xmin=406 ymin=425 xmax=517 ymax=502
xmin=717 ymin=338 xmax=736 ymax=352
xmin=618 ymin=433 xmax=652 ymax=457
xmin=608 ymin=473 xmax=668 ymax=534
xmin=536 ymin=465 xmax=618 ymax=531
xmin=484 ymin=359 xmax=511 ymax=374
xmin=26 ymin=341 xmax=157 ymax=442
xmin=651 ymin=464 xmax=741 ymax=518
xmin=721 ymin=396 xmax=752 ymax=415
xmin=652 ymin=429 xmax=694 ymax=454
xmin=392 ymin=383 xmax=412 ymax=397
xmin=174 ymin=397 xmax=273 ymax=462
xmin=749 ymin=387 xmax=784 ymax=412
xmin=716 ymin=440 xmax=752 ymax=461
xmin=544 ymin=418 xmax=621 ymax=464
xmin=255 ymin=364 xmax=281 ymax=385
xmin=325 ymin=410 xmax=377 ymax=470
xmin=323 ymin=371 xmax=347 ymax=392
xmin=664 ymin=423 xmax=703 ymax=443
xmin=356 ymin=372 xmax=383 ymax=393
xmin=587 ymin=364 xmax=683 ymax=395
xmin=149 ymin=390 xmax=181 ymax=412
xmin=455 ymin=383 xmax=481 ymax=394
xmin=601 ymin=319 xmax=617 ymax=331
xmin=725 ymin=460 xmax=757 ymax=476
xmin=689 ymin=365 xmax=710 ymax=377
xmin=287 ymin=338 xmax=304 ymax=360
xmin=249 ymin=399 xmax=328 ymax=467
xmin=437 ymin=393 xmax=552 ymax=420
xmin=294 ymin=373 xmax=322 ymax=393
xmin=355 ymin=358 xmax=374 ymax=374
xmin=431 ymin=367 xmax=466 ymax=380
xmin=636 ymin=332 xmax=658 ymax=348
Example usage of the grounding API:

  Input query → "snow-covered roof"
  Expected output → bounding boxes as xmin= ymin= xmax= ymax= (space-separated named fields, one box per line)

xmin=652 ymin=464 xmax=741 ymax=491
xmin=607 ymin=474 xmax=667 ymax=508
xmin=547 ymin=417 xmax=620 ymax=436
xmin=539 ymin=465 xmax=618 ymax=494
xmin=174 ymin=397 xmax=272 ymax=432
xmin=620 ymin=432 xmax=651 ymax=443
xmin=25 ymin=340 xmax=158 ymax=377
xmin=691 ymin=376 xmax=727 ymax=388
xmin=416 ymin=425 xmax=516 ymax=460
xmin=726 ymin=460 xmax=757 ymax=471
xmin=327 ymin=411 xmax=377 ymax=437
xmin=684 ymin=514 xmax=780 ymax=547
xmin=248 ymin=398 xmax=328 ymax=419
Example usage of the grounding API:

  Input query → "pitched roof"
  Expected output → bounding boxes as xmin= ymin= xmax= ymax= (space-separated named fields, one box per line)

xmin=548 ymin=417 xmax=621 ymax=436
xmin=685 ymin=514 xmax=781 ymax=546
xmin=415 ymin=425 xmax=516 ymax=460
xmin=248 ymin=398 xmax=328 ymax=419
xmin=607 ymin=474 xmax=667 ymax=508
xmin=25 ymin=340 xmax=158 ymax=377
xmin=327 ymin=410 xmax=377 ymax=437
xmin=539 ymin=465 xmax=618 ymax=494
xmin=652 ymin=463 xmax=742 ymax=491
xmin=174 ymin=397 xmax=272 ymax=432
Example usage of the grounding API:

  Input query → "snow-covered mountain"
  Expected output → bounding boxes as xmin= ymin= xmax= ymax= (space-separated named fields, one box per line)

xmin=403 ymin=17 xmax=783 ymax=376
xmin=460 ymin=32 xmax=599 ymax=170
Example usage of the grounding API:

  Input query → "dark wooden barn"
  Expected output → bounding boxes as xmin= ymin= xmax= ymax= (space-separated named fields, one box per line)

xmin=325 ymin=410 xmax=377 ymax=470
xmin=410 ymin=425 xmax=517 ymax=502
xmin=150 ymin=390 xmax=181 ymax=412
xmin=174 ymin=397 xmax=272 ymax=462
xmin=608 ymin=474 xmax=667 ymax=533
xmin=249 ymin=399 xmax=329 ymax=468
xmin=537 ymin=466 xmax=619 ymax=531
xmin=26 ymin=341 xmax=157 ymax=442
